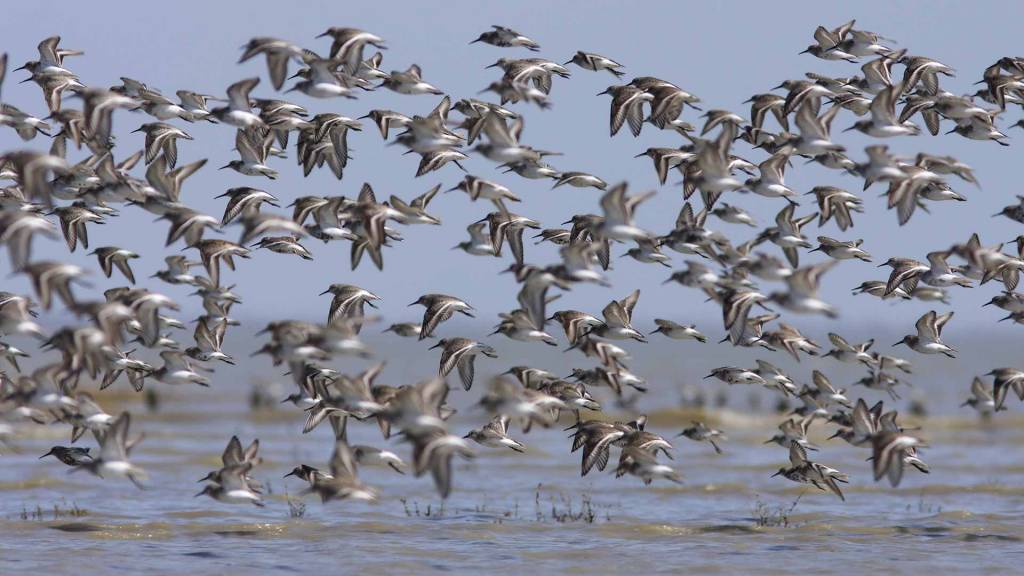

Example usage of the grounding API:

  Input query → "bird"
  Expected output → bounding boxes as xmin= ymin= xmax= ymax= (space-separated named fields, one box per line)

xmin=823 ymin=333 xmax=875 ymax=365
xmin=552 ymin=171 xmax=608 ymax=190
xmin=564 ymin=51 xmax=624 ymax=77
xmin=251 ymin=235 xmax=313 ymax=260
xmin=89 ymin=247 xmax=139 ymax=284
xmin=464 ymin=414 xmax=525 ymax=452
xmin=221 ymin=128 xmax=278 ymax=179
xmin=352 ymin=444 xmax=407 ymax=475
xmin=317 ymin=27 xmax=386 ymax=74
xmin=133 ymin=122 xmax=192 ymax=168
xmin=471 ymin=26 xmax=540 ymax=51
xmin=599 ymin=85 xmax=653 ymax=137
xmin=40 ymin=446 xmax=94 ymax=466
xmin=192 ymin=239 xmax=250 ymax=288
xmin=382 ymin=64 xmax=443 ymax=95
xmin=772 ymin=443 xmax=848 ymax=500
xmin=748 ymin=361 xmax=793 ymax=398
xmin=238 ymin=37 xmax=306 ymax=90
xmin=615 ymin=446 xmax=682 ymax=485
xmin=408 ymin=428 xmax=475 ymax=499
xmin=383 ymin=322 xmax=423 ymax=338
xmin=72 ymin=412 xmax=147 ymax=489
xmin=705 ymin=366 xmax=766 ymax=386
xmin=962 ymin=377 xmax=1000 ymax=415
xmin=52 ymin=204 xmax=104 ymax=252
xmin=150 ymin=350 xmax=210 ymax=387
xmin=871 ymin=431 xmax=926 ymax=487
xmin=650 ymin=319 xmax=706 ymax=342
xmin=844 ymin=84 xmax=920 ymax=137
xmin=195 ymin=463 xmax=264 ymax=506
xmin=894 ymin=311 xmax=956 ymax=357
xmin=800 ymin=20 xmax=859 ymax=61
xmin=210 ymin=78 xmax=263 ymax=128
xmin=287 ymin=55 xmax=362 ymax=99
xmin=430 ymin=337 xmax=498 ymax=390
xmin=216 ymin=187 xmax=279 ymax=225
xmin=410 ymin=294 xmax=475 ymax=340
xmin=678 ymin=422 xmax=725 ymax=454
xmin=589 ymin=290 xmax=646 ymax=341
xmin=320 ymin=284 xmax=381 ymax=325
xmin=454 ymin=222 xmax=497 ymax=256
xmin=296 ymin=437 xmax=380 ymax=503
xmin=810 ymin=237 xmax=872 ymax=262
xmin=768 ymin=261 xmax=839 ymax=318
xmin=987 ymin=368 xmax=1024 ymax=411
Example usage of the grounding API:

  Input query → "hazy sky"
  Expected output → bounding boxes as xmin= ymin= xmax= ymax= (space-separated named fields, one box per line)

xmin=3 ymin=0 xmax=1024 ymax=353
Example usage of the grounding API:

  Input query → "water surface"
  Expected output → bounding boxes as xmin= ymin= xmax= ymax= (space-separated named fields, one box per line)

xmin=3 ymin=339 xmax=1024 ymax=575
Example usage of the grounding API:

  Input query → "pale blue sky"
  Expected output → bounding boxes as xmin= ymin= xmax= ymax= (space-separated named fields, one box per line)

xmin=2 ymin=0 xmax=1023 ymax=344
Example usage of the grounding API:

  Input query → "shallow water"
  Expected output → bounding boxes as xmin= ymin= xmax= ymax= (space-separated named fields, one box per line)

xmin=4 ymin=338 xmax=1024 ymax=575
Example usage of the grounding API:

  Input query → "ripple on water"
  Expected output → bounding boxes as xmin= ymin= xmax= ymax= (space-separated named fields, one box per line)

xmin=48 ymin=522 xmax=104 ymax=533
xmin=960 ymin=533 xmax=1022 ymax=542
xmin=182 ymin=551 xmax=221 ymax=558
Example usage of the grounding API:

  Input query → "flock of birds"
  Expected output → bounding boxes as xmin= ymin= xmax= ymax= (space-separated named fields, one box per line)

xmin=2 ymin=20 xmax=1024 ymax=508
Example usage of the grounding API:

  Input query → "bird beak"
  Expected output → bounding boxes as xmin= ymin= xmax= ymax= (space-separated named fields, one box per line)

xmin=283 ymin=470 xmax=296 ymax=478
xmin=944 ymin=128 xmax=957 ymax=135
xmin=562 ymin=60 xmax=573 ymax=65
xmin=827 ymin=430 xmax=842 ymax=440
xmin=842 ymin=125 xmax=857 ymax=132
xmin=39 ymin=450 xmax=53 ymax=459
xmin=319 ymin=289 xmax=331 ymax=295
xmin=770 ymin=470 xmax=783 ymax=478
xmin=218 ymin=164 xmax=231 ymax=170
xmin=428 ymin=342 xmax=443 ymax=350
xmin=798 ymin=48 xmax=811 ymax=55
xmin=316 ymin=31 xmax=330 ymax=38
